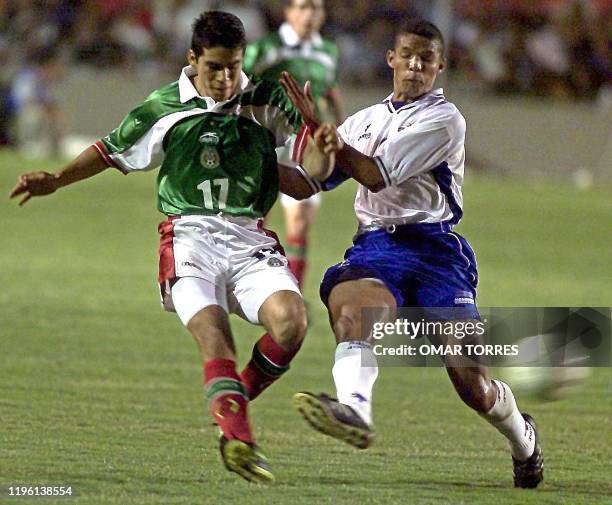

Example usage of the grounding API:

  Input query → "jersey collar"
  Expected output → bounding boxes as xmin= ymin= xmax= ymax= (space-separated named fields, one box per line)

xmin=383 ymin=88 xmax=444 ymax=112
xmin=178 ymin=65 xmax=252 ymax=106
xmin=279 ymin=22 xmax=323 ymax=47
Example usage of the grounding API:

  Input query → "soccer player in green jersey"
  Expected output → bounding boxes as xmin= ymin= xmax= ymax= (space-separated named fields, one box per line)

xmin=243 ymin=0 xmax=344 ymax=288
xmin=9 ymin=11 xmax=332 ymax=484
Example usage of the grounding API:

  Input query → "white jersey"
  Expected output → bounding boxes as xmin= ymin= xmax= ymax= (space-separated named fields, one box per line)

xmin=338 ymin=89 xmax=466 ymax=230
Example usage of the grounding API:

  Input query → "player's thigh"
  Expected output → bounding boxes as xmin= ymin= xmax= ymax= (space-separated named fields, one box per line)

xmin=328 ymin=279 xmax=397 ymax=341
xmin=229 ymin=252 xmax=303 ymax=325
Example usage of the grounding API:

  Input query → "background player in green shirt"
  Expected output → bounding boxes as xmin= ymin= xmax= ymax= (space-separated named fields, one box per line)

xmin=9 ymin=11 xmax=332 ymax=485
xmin=244 ymin=0 xmax=344 ymax=288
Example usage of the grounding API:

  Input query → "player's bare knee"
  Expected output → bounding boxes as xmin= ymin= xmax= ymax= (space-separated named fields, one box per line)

xmin=266 ymin=301 xmax=307 ymax=349
xmin=259 ymin=290 xmax=307 ymax=341
xmin=332 ymin=307 xmax=362 ymax=342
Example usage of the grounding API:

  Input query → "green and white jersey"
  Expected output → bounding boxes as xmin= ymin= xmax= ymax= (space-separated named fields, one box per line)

xmin=94 ymin=66 xmax=306 ymax=218
xmin=243 ymin=22 xmax=339 ymax=103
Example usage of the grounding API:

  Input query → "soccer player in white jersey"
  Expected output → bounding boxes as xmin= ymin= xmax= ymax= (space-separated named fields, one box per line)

xmin=9 ymin=11 xmax=332 ymax=484
xmin=282 ymin=18 xmax=544 ymax=488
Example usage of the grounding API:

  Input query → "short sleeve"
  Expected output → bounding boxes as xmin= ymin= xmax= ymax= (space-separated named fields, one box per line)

xmin=337 ymin=111 xmax=360 ymax=146
xmin=337 ymin=118 xmax=350 ymax=144
xmin=374 ymin=116 xmax=459 ymax=186
xmin=97 ymin=101 xmax=163 ymax=174
xmin=97 ymin=95 xmax=204 ymax=174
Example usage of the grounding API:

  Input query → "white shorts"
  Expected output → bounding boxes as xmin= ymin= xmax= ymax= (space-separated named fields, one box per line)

xmin=280 ymin=191 xmax=322 ymax=208
xmin=158 ymin=215 xmax=301 ymax=326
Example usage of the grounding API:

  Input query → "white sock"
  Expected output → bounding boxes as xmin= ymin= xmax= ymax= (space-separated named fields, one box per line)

xmin=332 ymin=341 xmax=378 ymax=426
xmin=481 ymin=379 xmax=535 ymax=461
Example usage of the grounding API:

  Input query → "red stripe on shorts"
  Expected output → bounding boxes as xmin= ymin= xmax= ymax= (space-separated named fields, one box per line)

xmin=257 ymin=220 xmax=286 ymax=257
xmin=158 ymin=216 xmax=178 ymax=284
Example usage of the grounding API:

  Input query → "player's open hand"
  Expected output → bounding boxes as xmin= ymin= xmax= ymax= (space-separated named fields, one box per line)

xmin=302 ymin=130 xmax=336 ymax=182
xmin=314 ymin=123 xmax=344 ymax=155
xmin=280 ymin=71 xmax=319 ymax=130
xmin=9 ymin=171 xmax=58 ymax=206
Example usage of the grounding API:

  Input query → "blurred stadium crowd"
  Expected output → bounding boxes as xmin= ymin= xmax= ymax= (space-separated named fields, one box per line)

xmin=454 ymin=0 xmax=610 ymax=98
xmin=0 ymin=0 xmax=610 ymax=149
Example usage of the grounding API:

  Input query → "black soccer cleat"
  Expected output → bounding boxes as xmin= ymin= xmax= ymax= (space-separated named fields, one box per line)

xmin=219 ymin=435 xmax=275 ymax=484
xmin=513 ymin=413 xmax=544 ymax=489
xmin=293 ymin=392 xmax=374 ymax=449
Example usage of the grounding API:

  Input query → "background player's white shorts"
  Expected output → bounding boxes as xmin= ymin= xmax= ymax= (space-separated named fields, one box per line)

xmin=280 ymin=191 xmax=321 ymax=208
xmin=158 ymin=215 xmax=301 ymax=326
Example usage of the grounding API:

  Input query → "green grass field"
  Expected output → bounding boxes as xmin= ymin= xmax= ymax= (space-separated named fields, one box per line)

xmin=1 ymin=150 xmax=611 ymax=504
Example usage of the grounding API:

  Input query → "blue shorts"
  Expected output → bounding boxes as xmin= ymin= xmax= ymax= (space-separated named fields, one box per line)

xmin=320 ymin=222 xmax=479 ymax=320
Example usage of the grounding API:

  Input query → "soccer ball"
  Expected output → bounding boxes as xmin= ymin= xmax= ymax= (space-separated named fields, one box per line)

xmin=503 ymin=366 xmax=591 ymax=401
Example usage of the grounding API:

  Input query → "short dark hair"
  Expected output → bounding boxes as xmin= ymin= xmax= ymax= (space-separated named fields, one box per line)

xmin=396 ymin=18 xmax=445 ymax=53
xmin=191 ymin=11 xmax=246 ymax=57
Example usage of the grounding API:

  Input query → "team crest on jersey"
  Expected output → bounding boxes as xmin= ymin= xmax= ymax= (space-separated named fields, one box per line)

xmin=199 ymin=132 xmax=221 ymax=169
xmin=267 ymin=257 xmax=284 ymax=267
xmin=200 ymin=146 xmax=220 ymax=169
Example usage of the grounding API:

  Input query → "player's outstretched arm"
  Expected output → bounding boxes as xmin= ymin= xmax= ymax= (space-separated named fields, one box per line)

xmin=277 ymin=163 xmax=318 ymax=200
xmin=335 ymin=143 xmax=385 ymax=192
xmin=311 ymin=124 xmax=385 ymax=192
xmin=9 ymin=146 xmax=110 ymax=206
